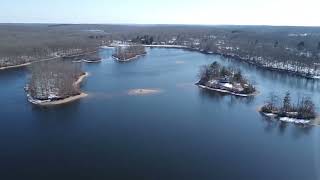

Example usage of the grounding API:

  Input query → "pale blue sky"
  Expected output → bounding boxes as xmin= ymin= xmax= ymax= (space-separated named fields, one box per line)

xmin=1 ymin=0 xmax=319 ymax=26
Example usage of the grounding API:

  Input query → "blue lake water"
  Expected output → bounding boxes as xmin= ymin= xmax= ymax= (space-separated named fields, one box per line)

xmin=0 ymin=48 xmax=320 ymax=179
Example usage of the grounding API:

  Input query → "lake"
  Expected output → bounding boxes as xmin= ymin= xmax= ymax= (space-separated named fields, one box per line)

xmin=0 ymin=48 xmax=320 ymax=180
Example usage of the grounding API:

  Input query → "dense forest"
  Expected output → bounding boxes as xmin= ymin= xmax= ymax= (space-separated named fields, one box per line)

xmin=1 ymin=24 xmax=320 ymax=77
xmin=0 ymin=24 xmax=108 ymax=68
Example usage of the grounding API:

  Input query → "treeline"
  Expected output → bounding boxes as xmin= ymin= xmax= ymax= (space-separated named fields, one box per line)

xmin=261 ymin=92 xmax=316 ymax=119
xmin=26 ymin=60 xmax=84 ymax=101
xmin=103 ymin=25 xmax=320 ymax=77
xmin=0 ymin=24 xmax=110 ymax=68
xmin=2 ymin=24 xmax=320 ymax=74
xmin=113 ymin=45 xmax=146 ymax=61
xmin=132 ymin=35 xmax=154 ymax=45
xmin=198 ymin=37 xmax=320 ymax=77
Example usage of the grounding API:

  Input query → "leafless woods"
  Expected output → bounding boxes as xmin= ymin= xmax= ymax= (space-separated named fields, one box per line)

xmin=27 ymin=60 xmax=84 ymax=100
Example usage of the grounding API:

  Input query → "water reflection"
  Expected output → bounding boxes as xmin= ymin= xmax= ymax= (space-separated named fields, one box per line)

xmin=313 ymin=128 xmax=320 ymax=180
xmin=260 ymin=116 xmax=314 ymax=138
xmin=198 ymin=88 xmax=255 ymax=106
xmin=198 ymin=88 xmax=226 ymax=101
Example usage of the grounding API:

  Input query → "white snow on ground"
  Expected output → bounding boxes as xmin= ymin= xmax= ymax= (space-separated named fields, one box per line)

xmin=100 ymin=46 xmax=115 ymax=49
xmin=221 ymin=83 xmax=233 ymax=89
xmin=198 ymin=85 xmax=252 ymax=97
xmin=279 ymin=117 xmax=310 ymax=125
xmin=263 ymin=113 xmax=277 ymax=118
xmin=48 ymin=94 xmax=59 ymax=100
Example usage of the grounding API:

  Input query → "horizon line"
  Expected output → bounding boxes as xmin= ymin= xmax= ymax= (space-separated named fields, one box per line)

xmin=0 ymin=22 xmax=319 ymax=28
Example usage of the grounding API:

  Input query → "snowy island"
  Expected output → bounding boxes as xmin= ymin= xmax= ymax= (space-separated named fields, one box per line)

xmin=259 ymin=92 xmax=317 ymax=125
xmin=112 ymin=45 xmax=146 ymax=62
xmin=25 ymin=61 xmax=88 ymax=106
xmin=63 ymin=51 xmax=102 ymax=63
xmin=196 ymin=62 xmax=256 ymax=97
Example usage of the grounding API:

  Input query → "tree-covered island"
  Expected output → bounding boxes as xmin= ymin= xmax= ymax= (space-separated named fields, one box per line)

xmin=196 ymin=62 xmax=256 ymax=97
xmin=260 ymin=92 xmax=317 ymax=125
xmin=112 ymin=45 xmax=146 ymax=61
xmin=25 ymin=60 xmax=88 ymax=105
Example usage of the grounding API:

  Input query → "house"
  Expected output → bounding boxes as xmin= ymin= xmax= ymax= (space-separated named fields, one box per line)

xmin=218 ymin=77 xmax=230 ymax=84
xmin=233 ymin=83 xmax=244 ymax=92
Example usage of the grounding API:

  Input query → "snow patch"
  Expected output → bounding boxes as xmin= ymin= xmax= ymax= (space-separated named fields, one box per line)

xmin=279 ymin=117 xmax=310 ymax=125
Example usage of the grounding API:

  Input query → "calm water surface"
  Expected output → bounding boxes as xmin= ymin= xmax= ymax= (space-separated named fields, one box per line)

xmin=0 ymin=48 xmax=320 ymax=180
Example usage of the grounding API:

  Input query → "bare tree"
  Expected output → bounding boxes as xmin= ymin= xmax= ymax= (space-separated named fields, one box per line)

xmin=27 ymin=60 xmax=83 ymax=100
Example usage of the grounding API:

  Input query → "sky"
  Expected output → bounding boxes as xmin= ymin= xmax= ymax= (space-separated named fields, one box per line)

xmin=1 ymin=0 xmax=319 ymax=26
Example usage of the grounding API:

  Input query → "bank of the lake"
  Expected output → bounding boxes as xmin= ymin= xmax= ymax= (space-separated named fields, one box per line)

xmin=112 ymin=53 xmax=146 ymax=62
xmin=107 ymin=44 xmax=320 ymax=79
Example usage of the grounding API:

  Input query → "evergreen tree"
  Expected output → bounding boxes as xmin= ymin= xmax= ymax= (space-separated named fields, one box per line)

xmin=282 ymin=91 xmax=291 ymax=112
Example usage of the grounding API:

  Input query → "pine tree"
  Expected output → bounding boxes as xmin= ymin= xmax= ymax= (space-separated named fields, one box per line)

xmin=283 ymin=91 xmax=291 ymax=112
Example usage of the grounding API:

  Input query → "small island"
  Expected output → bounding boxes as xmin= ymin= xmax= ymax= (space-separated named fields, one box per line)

xmin=196 ymin=62 xmax=256 ymax=97
xmin=259 ymin=92 xmax=317 ymax=125
xmin=25 ymin=60 xmax=88 ymax=106
xmin=63 ymin=51 xmax=102 ymax=63
xmin=127 ymin=88 xmax=163 ymax=96
xmin=112 ymin=45 xmax=146 ymax=61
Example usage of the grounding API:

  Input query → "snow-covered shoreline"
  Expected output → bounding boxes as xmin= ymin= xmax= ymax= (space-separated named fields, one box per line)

xmin=104 ymin=44 xmax=188 ymax=49
xmin=112 ymin=53 xmax=146 ymax=62
xmin=143 ymin=45 xmax=188 ymax=48
xmin=73 ymin=59 xmax=102 ymax=63
xmin=197 ymin=85 xmax=257 ymax=97
xmin=82 ymin=59 xmax=102 ymax=63
xmin=105 ymin=45 xmax=320 ymax=79
xmin=27 ymin=93 xmax=88 ymax=106
xmin=0 ymin=62 xmax=32 ymax=70
xmin=260 ymin=112 xmax=312 ymax=125
xmin=0 ymin=50 xmax=98 ymax=70
xmin=258 ymin=107 xmax=318 ymax=126
xmin=26 ymin=72 xmax=89 ymax=106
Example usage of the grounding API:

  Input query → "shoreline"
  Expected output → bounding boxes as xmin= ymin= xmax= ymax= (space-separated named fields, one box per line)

xmin=0 ymin=62 xmax=32 ymax=70
xmin=74 ymin=72 xmax=89 ymax=86
xmin=144 ymin=45 xmax=188 ymax=48
xmin=0 ymin=50 xmax=98 ymax=71
xmin=197 ymin=85 xmax=257 ymax=97
xmin=193 ymin=50 xmax=320 ymax=79
xmin=61 ymin=50 xmax=98 ymax=59
xmin=105 ymin=45 xmax=320 ymax=79
xmin=30 ymin=93 xmax=88 ymax=106
xmin=73 ymin=59 xmax=102 ymax=63
xmin=0 ymin=56 xmax=60 ymax=70
xmin=82 ymin=59 xmax=102 ymax=63
xmin=112 ymin=53 xmax=146 ymax=62
xmin=105 ymin=44 xmax=188 ymax=49
xmin=27 ymin=72 xmax=89 ymax=106
xmin=3 ymin=45 xmax=318 ymax=79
